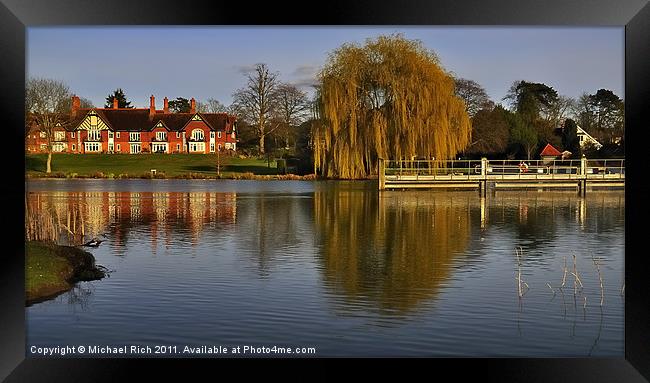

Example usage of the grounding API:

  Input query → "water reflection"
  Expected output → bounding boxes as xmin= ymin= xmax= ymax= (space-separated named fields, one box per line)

xmin=26 ymin=191 xmax=237 ymax=249
xmin=233 ymin=193 xmax=313 ymax=277
xmin=314 ymin=186 xmax=472 ymax=315
xmin=25 ymin=182 xmax=624 ymax=356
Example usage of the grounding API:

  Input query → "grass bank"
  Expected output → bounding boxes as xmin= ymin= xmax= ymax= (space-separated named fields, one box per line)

xmin=26 ymin=241 xmax=105 ymax=305
xmin=26 ymin=153 xmax=287 ymax=179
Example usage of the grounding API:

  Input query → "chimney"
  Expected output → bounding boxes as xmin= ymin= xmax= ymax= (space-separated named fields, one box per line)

xmin=71 ymin=95 xmax=80 ymax=117
xmin=113 ymin=97 xmax=118 ymax=109
xmin=190 ymin=98 xmax=196 ymax=114
xmin=150 ymin=95 xmax=156 ymax=118
xmin=163 ymin=97 xmax=169 ymax=113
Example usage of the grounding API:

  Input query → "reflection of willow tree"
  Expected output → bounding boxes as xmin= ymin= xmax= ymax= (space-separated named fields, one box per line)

xmin=235 ymin=194 xmax=312 ymax=276
xmin=314 ymin=186 xmax=472 ymax=315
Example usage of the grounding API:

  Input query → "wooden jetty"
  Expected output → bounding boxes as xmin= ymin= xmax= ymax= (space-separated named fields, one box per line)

xmin=378 ymin=157 xmax=624 ymax=195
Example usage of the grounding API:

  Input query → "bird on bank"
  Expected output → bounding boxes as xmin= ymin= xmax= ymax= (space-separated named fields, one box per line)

xmin=83 ymin=238 xmax=103 ymax=247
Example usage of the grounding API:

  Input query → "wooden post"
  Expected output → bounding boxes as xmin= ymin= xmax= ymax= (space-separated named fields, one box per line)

xmin=378 ymin=158 xmax=385 ymax=191
xmin=480 ymin=158 xmax=488 ymax=196
xmin=579 ymin=155 xmax=587 ymax=196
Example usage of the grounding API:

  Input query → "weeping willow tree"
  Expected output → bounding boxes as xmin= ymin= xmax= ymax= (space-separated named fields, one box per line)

xmin=314 ymin=34 xmax=472 ymax=179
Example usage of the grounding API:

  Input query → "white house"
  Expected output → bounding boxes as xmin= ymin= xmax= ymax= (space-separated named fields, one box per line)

xmin=576 ymin=125 xmax=603 ymax=150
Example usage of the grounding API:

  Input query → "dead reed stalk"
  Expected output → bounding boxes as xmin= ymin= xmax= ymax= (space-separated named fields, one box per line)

xmin=592 ymin=256 xmax=604 ymax=306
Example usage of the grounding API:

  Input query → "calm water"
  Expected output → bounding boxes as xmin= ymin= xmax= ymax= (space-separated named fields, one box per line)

xmin=25 ymin=179 xmax=625 ymax=357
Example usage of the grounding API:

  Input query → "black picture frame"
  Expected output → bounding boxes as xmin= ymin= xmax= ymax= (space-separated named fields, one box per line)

xmin=1 ymin=0 xmax=648 ymax=381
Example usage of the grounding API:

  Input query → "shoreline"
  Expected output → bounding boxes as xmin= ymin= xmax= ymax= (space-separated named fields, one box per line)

xmin=26 ymin=241 xmax=106 ymax=306
xmin=25 ymin=174 xmax=379 ymax=181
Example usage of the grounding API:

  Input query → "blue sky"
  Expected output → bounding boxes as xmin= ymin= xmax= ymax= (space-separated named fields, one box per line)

xmin=27 ymin=26 xmax=624 ymax=108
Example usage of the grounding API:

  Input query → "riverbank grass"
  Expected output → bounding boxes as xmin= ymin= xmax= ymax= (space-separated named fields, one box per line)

xmin=26 ymin=153 xmax=280 ymax=178
xmin=26 ymin=241 xmax=105 ymax=305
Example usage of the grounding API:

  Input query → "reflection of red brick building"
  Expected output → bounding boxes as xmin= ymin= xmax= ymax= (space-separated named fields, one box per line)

xmin=26 ymin=95 xmax=237 ymax=154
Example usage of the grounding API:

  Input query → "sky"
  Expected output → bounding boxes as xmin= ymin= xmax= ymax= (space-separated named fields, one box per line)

xmin=27 ymin=26 xmax=624 ymax=108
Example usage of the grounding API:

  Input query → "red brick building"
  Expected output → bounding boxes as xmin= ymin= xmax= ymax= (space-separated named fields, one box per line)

xmin=26 ymin=95 xmax=237 ymax=154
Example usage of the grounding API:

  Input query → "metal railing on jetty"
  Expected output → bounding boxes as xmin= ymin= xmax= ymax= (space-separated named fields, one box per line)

xmin=378 ymin=157 xmax=624 ymax=194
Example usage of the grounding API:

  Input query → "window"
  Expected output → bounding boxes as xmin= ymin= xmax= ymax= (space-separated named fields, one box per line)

xmin=189 ymin=142 xmax=205 ymax=152
xmin=191 ymin=129 xmax=204 ymax=141
xmin=225 ymin=142 xmax=231 ymax=150
xmin=39 ymin=131 xmax=46 ymax=138
xmin=84 ymin=142 xmax=101 ymax=152
xmin=210 ymin=131 xmax=215 ymax=139
xmin=156 ymin=131 xmax=167 ymax=141
xmin=217 ymin=131 xmax=222 ymax=139
xmin=217 ymin=144 xmax=222 ymax=151
xmin=88 ymin=129 xmax=101 ymax=141
xmin=152 ymin=143 xmax=167 ymax=153
xmin=54 ymin=131 xmax=65 ymax=141
xmin=71 ymin=132 xmax=75 ymax=138
xmin=176 ymin=132 xmax=181 ymax=138
xmin=231 ymin=132 xmax=235 ymax=139
xmin=117 ymin=144 xmax=121 ymax=151
xmin=210 ymin=143 xmax=215 ymax=152
xmin=108 ymin=131 xmax=114 ymax=138
xmin=130 ymin=132 xmax=141 ymax=142
xmin=130 ymin=143 xmax=141 ymax=154
xmin=72 ymin=144 xmax=76 ymax=151
xmin=108 ymin=144 xmax=114 ymax=152
xmin=176 ymin=144 xmax=180 ymax=152
xmin=116 ymin=132 xmax=120 ymax=139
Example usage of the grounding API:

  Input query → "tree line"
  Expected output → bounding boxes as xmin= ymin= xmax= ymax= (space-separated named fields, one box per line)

xmin=459 ymin=79 xmax=624 ymax=160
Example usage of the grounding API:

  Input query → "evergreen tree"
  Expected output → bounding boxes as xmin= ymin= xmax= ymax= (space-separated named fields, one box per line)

xmin=104 ymin=88 xmax=133 ymax=108
xmin=561 ymin=118 xmax=581 ymax=157
xmin=168 ymin=97 xmax=191 ymax=113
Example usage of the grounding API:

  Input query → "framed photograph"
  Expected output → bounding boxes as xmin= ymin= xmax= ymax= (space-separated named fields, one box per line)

xmin=2 ymin=0 xmax=648 ymax=381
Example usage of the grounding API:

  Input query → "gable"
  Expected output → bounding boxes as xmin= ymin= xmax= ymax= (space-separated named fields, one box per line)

xmin=77 ymin=110 xmax=111 ymax=131
xmin=181 ymin=115 xmax=212 ymax=131
xmin=152 ymin=121 xmax=170 ymax=131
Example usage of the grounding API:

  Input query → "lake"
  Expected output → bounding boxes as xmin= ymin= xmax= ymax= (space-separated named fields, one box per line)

xmin=25 ymin=179 xmax=625 ymax=357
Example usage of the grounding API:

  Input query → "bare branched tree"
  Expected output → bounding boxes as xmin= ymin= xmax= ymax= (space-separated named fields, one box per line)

xmin=274 ymin=83 xmax=310 ymax=149
xmin=454 ymin=78 xmax=494 ymax=118
xmin=232 ymin=63 xmax=280 ymax=155
xmin=26 ymin=78 xmax=73 ymax=173
xmin=196 ymin=98 xmax=228 ymax=113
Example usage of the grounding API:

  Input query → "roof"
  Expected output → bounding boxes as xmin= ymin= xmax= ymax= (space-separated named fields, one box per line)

xmin=540 ymin=143 xmax=562 ymax=157
xmin=64 ymin=109 xmax=236 ymax=132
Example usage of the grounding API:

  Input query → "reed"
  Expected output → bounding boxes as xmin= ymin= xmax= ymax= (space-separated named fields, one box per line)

xmin=25 ymin=195 xmax=88 ymax=246
xmin=546 ymin=282 xmax=556 ymax=295
xmin=592 ymin=256 xmax=605 ymax=306
xmin=571 ymin=254 xmax=583 ymax=295
xmin=514 ymin=247 xmax=529 ymax=298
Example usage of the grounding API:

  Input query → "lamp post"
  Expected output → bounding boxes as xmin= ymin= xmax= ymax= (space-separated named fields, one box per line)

xmin=216 ymin=145 xmax=221 ymax=177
